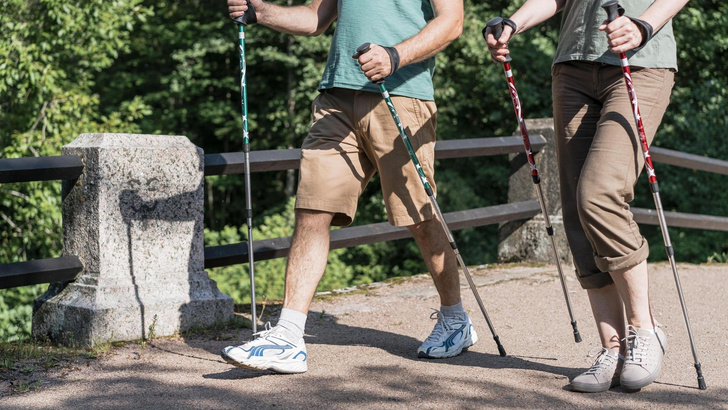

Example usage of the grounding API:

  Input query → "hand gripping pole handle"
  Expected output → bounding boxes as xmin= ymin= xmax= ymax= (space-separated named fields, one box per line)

xmin=484 ymin=17 xmax=512 ymax=63
xmin=233 ymin=2 xmax=257 ymax=26
xmin=355 ymin=43 xmax=385 ymax=85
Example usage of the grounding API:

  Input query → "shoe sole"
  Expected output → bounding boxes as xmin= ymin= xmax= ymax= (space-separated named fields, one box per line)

xmin=417 ymin=338 xmax=476 ymax=359
xmin=220 ymin=350 xmax=307 ymax=374
xmin=569 ymin=377 xmax=620 ymax=393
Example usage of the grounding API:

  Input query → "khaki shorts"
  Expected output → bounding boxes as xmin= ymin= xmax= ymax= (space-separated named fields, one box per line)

xmin=552 ymin=61 xmax=675 ymax=289
xmin=296 ymin=88 xmax=438 ymax=227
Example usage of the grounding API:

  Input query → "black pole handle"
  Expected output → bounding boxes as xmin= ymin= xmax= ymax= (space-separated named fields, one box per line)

xmin=356 ymin=42 xmax=371 ymax=55
xmin=602 ymin=0 xmax=621 ymax=23
xmin=486 ymin=17 xmax=505 ymax=39
xmin=483 ymin=17 xmax=512 ymax=63
xmin=355 ymin=43 xmax=384 ymax=85
xmin=233 ymin=2 xmax=257 ymax=26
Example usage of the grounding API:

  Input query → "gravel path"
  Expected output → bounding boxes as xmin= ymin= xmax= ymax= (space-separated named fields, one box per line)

xmin=2 ymin=263 xmax=726 ymax=409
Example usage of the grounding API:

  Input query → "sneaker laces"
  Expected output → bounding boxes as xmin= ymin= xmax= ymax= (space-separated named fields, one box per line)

xmin=252 ymin=322 xmax=274 ymax=339
xmin=583 ymin=347 xmax=617 ymax=375
xmin=623 ymin=325 xmax=650 ymax=364
xmin=424 ymin=309 xmax=453 ymax=342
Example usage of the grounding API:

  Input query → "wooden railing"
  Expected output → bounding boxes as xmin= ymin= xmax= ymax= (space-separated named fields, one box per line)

xmin=1 ymin=135 xmax=548 ymax=287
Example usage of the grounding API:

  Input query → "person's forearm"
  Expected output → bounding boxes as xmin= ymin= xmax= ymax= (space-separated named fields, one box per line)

xmin=395 ymin=0 xmax=463 ymax=67
xmin=636 ymin=0 xmax=689 ymax=32
xmin=256 ymin=0 xmax=337 ymax=36
xmin=509 ymin=0 xmax=565 ymax=34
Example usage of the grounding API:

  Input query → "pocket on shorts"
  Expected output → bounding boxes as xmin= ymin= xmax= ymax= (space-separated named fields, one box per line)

xmin=632 ymin=67 xmax=668 ymax=82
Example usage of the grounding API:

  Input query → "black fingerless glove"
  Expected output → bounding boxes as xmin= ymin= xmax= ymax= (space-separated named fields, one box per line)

xmin=382 ymin=46 xmax=400 ymax=76
xmin=629 ymin=17 xmax=654 ymax=52
xmin=502 ymin=17 xmax=517 ymax=35
xmin=233 ymin=2 xmax=257 ymax=26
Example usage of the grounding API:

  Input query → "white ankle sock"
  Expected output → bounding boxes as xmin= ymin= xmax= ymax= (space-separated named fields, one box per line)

xmin=276 ymin=308 xmax=307 ymax=340
xmin=440 ymin=300 xmax=464 ymax=318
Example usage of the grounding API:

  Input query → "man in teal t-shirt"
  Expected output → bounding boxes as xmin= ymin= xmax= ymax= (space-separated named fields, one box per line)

xmin=222 ymin=0 xmax=468 ymax=374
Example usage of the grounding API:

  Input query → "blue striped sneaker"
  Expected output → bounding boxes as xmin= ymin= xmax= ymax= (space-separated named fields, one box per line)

xmin=417 ymin=310 xmax=478 ymax=359
xmin=221 ymin=323 xmax=307 ymax=374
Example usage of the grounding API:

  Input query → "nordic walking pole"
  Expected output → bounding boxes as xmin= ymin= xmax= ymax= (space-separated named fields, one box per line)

xmin=483 ymin=18 xmax=582 ymax=343
xmin=356 ymin=43 xmax=506 ymax=357
xmin=602 ymin=0 xmax=706 ymax=390
xmin=233 ymin=13 xmax=257 ymax=334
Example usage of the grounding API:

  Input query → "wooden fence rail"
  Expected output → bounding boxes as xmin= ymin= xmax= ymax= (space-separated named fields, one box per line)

xmin=3 ymin=133 xmax=728 ymax=289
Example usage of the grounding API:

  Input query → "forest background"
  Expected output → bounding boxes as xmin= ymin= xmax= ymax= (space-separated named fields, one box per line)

xmin=2 ymin=0 xmax=727 ymax=342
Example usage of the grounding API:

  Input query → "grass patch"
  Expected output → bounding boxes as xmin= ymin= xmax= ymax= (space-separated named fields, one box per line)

xmin=0 ymin=336 xmax=111 ymax=396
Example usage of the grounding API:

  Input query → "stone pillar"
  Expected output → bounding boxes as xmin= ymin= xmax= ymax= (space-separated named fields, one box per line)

xmin=33 ymin=134 xmax=233 ymax=347
xmin=498 ymin=119 xmax=572 ymax=265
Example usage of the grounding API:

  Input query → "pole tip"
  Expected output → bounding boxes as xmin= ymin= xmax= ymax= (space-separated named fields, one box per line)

xmin=494 ymin=336 xmax=507 ymax=357
xmin=572 ymin=321 xmax=582 ymax=343
xmin=698 ymin=378 xmax=707 ymax=390
xmin=696 ymin=363 xmax=707 ymax=389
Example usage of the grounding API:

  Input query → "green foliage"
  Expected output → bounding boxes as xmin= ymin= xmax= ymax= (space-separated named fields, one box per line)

xmin=1 ymin=0 xmax=152 ymax=342
xmin=0 ymin=286 xmax=45 ymax=342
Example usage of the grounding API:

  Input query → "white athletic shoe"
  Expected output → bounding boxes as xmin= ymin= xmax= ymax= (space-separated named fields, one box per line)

xmin=417 ymin=309 xmax=478 ymax=359
xmin=221 ymin=323 xmax=307 ymax=374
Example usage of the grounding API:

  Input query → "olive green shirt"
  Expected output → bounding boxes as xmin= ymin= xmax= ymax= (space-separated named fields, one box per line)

xmin=554 ymin=0 xmax=677 ymax=70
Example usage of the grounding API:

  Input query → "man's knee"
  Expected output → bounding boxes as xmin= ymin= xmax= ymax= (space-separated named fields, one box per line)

xmin=294 ymin=209 xmax=335 ymax=230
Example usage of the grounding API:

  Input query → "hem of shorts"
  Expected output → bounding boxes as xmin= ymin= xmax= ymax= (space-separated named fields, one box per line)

xmin=594 ymin=237 xmax=650 ymax=274
xmin=388 ymin=210 xmax=436 ymax=228
xmin=295 ymin=197 xmax=356 ymax=227
xmin=573 ymin=266 xmax=614 ymax=290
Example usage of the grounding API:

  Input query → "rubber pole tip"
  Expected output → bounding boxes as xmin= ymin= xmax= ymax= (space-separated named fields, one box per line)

xmin=572 ymin=321 xmax=582 ymax=343
xmin=696 ymin=363 xmax=707 ymax=389
xmin=494 ymin=336 xmax=507 ymax=357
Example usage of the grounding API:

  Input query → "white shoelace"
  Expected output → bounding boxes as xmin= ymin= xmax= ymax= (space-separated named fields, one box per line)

xmin=252 ymin=322 xmax=274 ymax=339
xmin=583 ymin=347 xmax=617 ymax=375
xmin=425 ymin=309 xmax=454 ymax=342
xmin=624 ymin=325 xmax=651 ymax=364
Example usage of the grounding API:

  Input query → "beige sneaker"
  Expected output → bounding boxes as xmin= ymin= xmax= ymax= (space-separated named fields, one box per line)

xmin=620 ymin=325 xmax=667 ymax=391
xmin=570 ymin=347 xmax=622 ymax=393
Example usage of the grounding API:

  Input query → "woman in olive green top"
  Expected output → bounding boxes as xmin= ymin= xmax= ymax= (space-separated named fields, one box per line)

xmin=487 ymin=0 xmax=688 ymax=393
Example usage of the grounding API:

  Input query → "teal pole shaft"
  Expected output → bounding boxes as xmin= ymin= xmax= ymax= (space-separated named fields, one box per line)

xmin=376 ymin=82 xmax=506 ymax=357
xmin=238 ymin=24 xmax=257 ymax=334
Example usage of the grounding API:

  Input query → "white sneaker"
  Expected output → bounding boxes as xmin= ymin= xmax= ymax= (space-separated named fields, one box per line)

xmin=620 ymin=325 xmax=667 ymax=391
xmin=570 ymin=347 xmax=622 ymax=393
xmin=417 ymin=310 xmax=478 ymax=359
xmin=221 ymin=323 xmax=307 ymax=374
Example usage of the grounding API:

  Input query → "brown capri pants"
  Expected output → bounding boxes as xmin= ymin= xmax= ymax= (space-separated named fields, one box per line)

xmin=552 ymin=61 xmax=675 ymax=289
xmin=296 ymin=88 xmax=438 ymax=227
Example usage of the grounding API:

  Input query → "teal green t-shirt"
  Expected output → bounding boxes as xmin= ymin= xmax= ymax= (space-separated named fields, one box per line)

xmin=319 ymin=0 xmax=437 ymax=101
xmin=554 ymin=0 xmax=677 ymax=70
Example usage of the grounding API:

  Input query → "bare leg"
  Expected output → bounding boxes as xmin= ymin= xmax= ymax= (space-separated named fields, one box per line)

xmin=282 ymin=209 xmax=334 ymax=314
xmin=586 ymin=284 xmax=624 ymax=353
xmin=610 ymin=260 xmax=655 ymax=329
xmin=408 ymin=217 xmax=460 ymax=306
